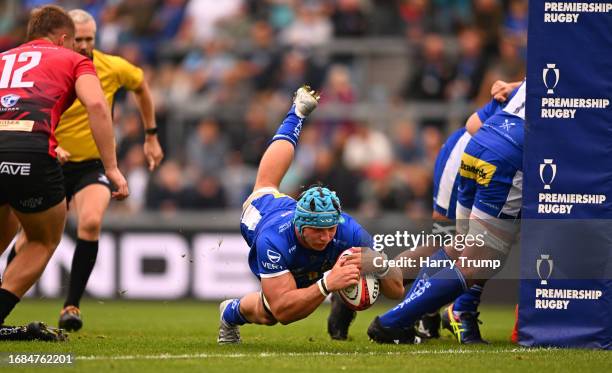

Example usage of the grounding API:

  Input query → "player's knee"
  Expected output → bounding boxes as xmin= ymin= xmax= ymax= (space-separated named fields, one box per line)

xmin=276 ymin=316 xmax=293 ymax=326
xmin=25 ymin=237 xmax=59 ymax=256
xmin=78 ymin=213 xmax=103 ymax=238
xmin=261 ymin=315 xmax=278 ymax=326
xmin=49 ymin=231 xmax=63 ymax=248
xmin=270 ymin=309 xmax=295 ymax=325
xmin=42 ymin=225 xmax=64 ymax=249
xmin=457 ymin=265 xmax=478 ymax=280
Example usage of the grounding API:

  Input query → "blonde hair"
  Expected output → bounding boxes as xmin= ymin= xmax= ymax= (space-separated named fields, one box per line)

xmin=68 ymin=9 xmax=96 ymax=31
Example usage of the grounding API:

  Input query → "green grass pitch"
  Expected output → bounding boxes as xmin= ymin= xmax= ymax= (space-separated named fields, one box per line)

xmin=0 ymin=300 xmax=609 ymax=372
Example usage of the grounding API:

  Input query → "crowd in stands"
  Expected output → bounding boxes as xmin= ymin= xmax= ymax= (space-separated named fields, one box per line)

xmin=0 ymin=0 xmax=527 ymax=218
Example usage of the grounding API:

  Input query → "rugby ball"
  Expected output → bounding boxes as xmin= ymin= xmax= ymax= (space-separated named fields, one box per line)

xmin=337 ymin=248 xmax=380 ymax=311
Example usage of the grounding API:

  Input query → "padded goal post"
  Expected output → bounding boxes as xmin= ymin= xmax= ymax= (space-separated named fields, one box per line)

xmin=519 ymin=0 xmax=612 ymax=349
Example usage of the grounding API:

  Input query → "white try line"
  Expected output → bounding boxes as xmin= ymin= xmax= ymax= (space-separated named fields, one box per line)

xmin=79 ymin=348 xmax=557 ymax=361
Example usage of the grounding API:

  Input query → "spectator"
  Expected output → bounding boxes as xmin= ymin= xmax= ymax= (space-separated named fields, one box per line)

xmin=241 ymin=21 xmax=282 ymax=91
xmin=221 ymin=152 xmax=257 ymax=208
xmin=342 ymin=122 xmax=393 ymax=172
xmin=180 ymin=176 xmax=227 ymax=209
xmin=447 ymin=26 xmax=488 ymax=101
xmin=234 ymin=102 xmax=272 ymax=166
xmin=331 ymin=0 xmax=367 ymax=37
xmin=280 ymin=2 xmax=332 ymax=48
xmin=472 ymin=0 xmax=503 ymax=57
xmin=316 ymin=64 xmax=358 ymax=143
xmin=302 ymin=148 xmax=361 ymax=209
xmin=181 ymin=0 xmax=244 ymax=44
xmin=186 ymin=118 xmax=229 ymax=176
xmin=146 ymin=160 xmax=184 ymax=211
xmin=504 ymin=0 xmax=528 ymax=58
xmin=399 ymin=0 xmax=430 ymax=42
xmin=400 ymin=33 xmax=455 ymax=101
xmin=392 ymin=119 xmax=424 ymax=163
xmin=121 ymin=144 xmax=149 ymax=213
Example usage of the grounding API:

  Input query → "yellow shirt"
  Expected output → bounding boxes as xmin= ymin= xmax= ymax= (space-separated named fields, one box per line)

xmin=55 ymin=49 xmax=143 ymax=162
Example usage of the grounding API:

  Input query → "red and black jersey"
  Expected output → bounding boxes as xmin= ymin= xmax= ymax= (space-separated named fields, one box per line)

xmin=0 ymin=39 xmax=96 ymax=157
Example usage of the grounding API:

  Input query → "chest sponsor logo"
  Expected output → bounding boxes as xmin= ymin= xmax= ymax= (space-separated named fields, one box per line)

xmin=267 ymin=249 xmax=281 ymax=263
xmin=261 ymin=261 xmax=280 ymax=270
xmin=1 ymin=94 xmax=20 ymax=108
xmin=459 ymin=153 xmax=496 ymax=187
xmin=0 ymin=120 xmax=34 ymax=132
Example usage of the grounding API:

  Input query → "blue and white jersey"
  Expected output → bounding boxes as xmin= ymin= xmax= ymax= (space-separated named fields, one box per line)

xmin=240 ymin=192 xmax=372 ymax=288
xmin=432 ymin=83 xmax=523 ymax=218
xmin=472 ymin=81 xmax=526 ymax=170
xmin=433 ymin=127 xmax=471 ymax=219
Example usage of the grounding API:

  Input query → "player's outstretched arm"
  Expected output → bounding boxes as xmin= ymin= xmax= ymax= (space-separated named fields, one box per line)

xmin=465 ymin=112 xmax=483 ymax=135
xmin=262 ymin=258 xmax=359 ymax=324
xmin=253 ymin=86 xmax=319 ymax=191
xmin=132 ymin=79 xmax=164 ymax=171
xmin=75 ymin=74 xmax=129 ymax=200
xmin=468 ymin=80 xmax=524 ymax=135
xmin=491 ymin=80 xmax=523 ymax=102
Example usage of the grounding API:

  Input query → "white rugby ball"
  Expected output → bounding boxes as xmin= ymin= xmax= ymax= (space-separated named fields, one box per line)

xmin=337 ymin=248 xmax=380 ymax=311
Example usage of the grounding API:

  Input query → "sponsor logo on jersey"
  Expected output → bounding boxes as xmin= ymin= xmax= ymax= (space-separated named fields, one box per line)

xmin=1 ymin=94 xmax=20 ymax=108
xmin=500 ymin=119 xmax=516 ymax=131
xmin=267 ymin=249 xmax=281 ymax=263
xmin=0 ymin=161 xmax=31 ymax=176
xmin=261 ymin=261 xmax=280 ymax=270
xmin=459 ymin=153 xmax=496 ymax=186
xmin=278 ymin=221 xmax=292 ymax=233
xmin=0 ymin=120 xmax=34 ymax=131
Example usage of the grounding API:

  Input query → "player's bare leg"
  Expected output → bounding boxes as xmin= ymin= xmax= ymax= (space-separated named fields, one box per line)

xmin=252 ymin=86 xmax=319 ymax=191
xmin=0 ymin=201 xmax=69 ymax=340
xmin=238 ymin=292 xmax=277 ymax=325
xmin=59 ymin=184 xmax=111 ymax=331
xmin=3 ymin=201 xmax=66 ymax=297
xmin=0 ymin=206 xmax=19 ymax=256
xmin=0 ymin=203 xmax=68 ymax=342
xmin=73 ymin=184 xmax=111 ymax=240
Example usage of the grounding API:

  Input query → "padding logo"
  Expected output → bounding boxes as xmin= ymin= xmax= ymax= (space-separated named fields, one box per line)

xmin=542 ymin=64 xmax=560 ymax=95
xmin=539 ymin=159 xmax=556 ymax=190
xmin=536 ymin=254 xmax=554 ymax=285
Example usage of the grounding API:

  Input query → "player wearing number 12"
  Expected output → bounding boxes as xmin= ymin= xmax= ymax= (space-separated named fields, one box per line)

xmin=6 ymin=8 xmax=163 ymax=332
xmin=0 ymin=5 xmax=128 ymax=341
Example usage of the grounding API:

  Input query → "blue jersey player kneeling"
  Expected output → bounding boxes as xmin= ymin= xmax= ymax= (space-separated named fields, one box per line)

xmin=218 ymin=86 xmax=405 ymax=344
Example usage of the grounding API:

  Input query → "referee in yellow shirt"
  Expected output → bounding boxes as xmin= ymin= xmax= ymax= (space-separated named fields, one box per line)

xmin=8 ymin=9 xmax=163 ymax=331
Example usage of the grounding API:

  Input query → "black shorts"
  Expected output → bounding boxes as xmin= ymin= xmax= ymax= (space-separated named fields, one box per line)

xmin=0 ymin=152 xmax=65 ymax=213
xmin=62 ymin=159 xmax=111 ymax=203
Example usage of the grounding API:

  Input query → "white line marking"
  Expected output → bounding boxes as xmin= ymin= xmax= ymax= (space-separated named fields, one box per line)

xmin=79 ymin=348 xmax=557 ymax=361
